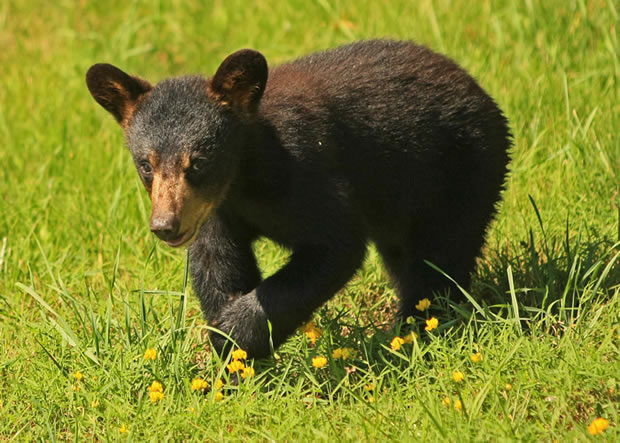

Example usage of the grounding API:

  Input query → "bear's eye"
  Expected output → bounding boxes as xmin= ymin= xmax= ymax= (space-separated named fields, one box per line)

xmin=189 ymin=158 xmax=208 ymax=174
xmin=139 ymin=161 xmax=153 ymax=176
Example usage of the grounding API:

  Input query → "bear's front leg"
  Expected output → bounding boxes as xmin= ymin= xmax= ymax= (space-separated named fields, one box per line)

xmin=213 ymin=240 xmax=366 ymax=359
xmin=211 ymin=289 xmax=271 ymax=357
xmin=188 ymin=213 xmax=261 ymax=338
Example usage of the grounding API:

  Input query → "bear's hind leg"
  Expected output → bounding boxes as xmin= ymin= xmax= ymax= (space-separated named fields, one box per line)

xmin=377 ymin=215 xmax=488 ymax=320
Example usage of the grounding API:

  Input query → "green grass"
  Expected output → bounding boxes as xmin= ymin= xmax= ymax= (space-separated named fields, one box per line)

xmin=0 ymin=0 xmax=618 ymax=440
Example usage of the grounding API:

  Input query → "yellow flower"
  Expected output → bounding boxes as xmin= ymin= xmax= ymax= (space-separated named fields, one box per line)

xmin=301 ymin=321 xmax=317 ymax=333
xmin=241 ymin=366 xmax=255 ymax=379
xmin=403 ymin=331 xmax=418 ymax=343
xmin=144 ymin=348 xmax=157 ymax=360
xmin=415 ymin=298 xmax=431 ymax=311
xmin=312 ymin=356 xmax=328 ymax=368
xmin=227 ymin=360 xmax=245 ymax=373
xmin=505 ymin=383 xmax=512 ymax=391
xmin=148 ymin=380 xmax=165 ymax=403
xmin=191 ymin=377 xmax=209 ymax=391
xmin=72 ymin=385 xmax=80 ymax=392
xmin=72 ymin=371 xmax=83 ymax=382
xmin=470 ymin=352 xmax=483 ymax=363
xmin=306 ymin=329 xmax=322 ymax=344
xmin=231 ymin=349 xmax=247 ymax=361
xmin=368 ymin=396 xmax=375 ymax=403
xmin=149 ymin=391 xmax=165 ymax=403
xmin=148 ymin=380 xmax=164 ymax=393
xmin=425 ymin=317 xmax=439 ymax=331
xmin=587 ymin=417 xmax=609 ymax=435
xmin=301 ymin=321 xmax=323 ymax=344
xmin=390 ymin=336 xmax=405 ymax=351
xmin=454 ymin=399 xmax=463 ymax=411
xmin=214 ymin=379 xmax=224 ymax=390
xmin=91 ymin=400 xmax=100 ymax=408
xmin=215 ymin=391 xmax=224 ymax=402
xmin=364 ymin=382 xmax=375 ymax=392
xmin=452 ymin=370 xmax=464 ymax=383
xmin=441 ymin=396 xmax=451 ymax=407
xmin=119 ymin=424 xmax=127 ymax=434
xmin=332 ymin=347 xmax=354 ymax=360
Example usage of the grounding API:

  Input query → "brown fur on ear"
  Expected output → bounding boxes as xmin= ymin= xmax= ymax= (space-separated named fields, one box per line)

xmin=86 ymin=63 xmax=152 ymax=128
xmin=207 ymin=49 xmax=268 ymax=117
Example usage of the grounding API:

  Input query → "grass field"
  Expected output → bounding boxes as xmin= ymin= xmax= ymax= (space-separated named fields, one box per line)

xmin=0 ymin=0 xmax=618 ymax=440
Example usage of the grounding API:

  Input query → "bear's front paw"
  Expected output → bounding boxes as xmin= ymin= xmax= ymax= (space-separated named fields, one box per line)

xmin=210 ymin=290 xmax=272 ymax=359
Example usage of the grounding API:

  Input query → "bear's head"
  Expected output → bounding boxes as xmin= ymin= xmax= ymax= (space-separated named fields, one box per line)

xmin=86 ymin=50 xmax=268 ymax=247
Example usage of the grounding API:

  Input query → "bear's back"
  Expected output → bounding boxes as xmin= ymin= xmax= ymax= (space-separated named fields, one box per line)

xmin=257 ymin=40 xmax=510 ymax=225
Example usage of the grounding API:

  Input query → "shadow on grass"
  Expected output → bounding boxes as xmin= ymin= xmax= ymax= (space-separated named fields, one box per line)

xmin=248 ymin=217 xmax=618 ymax=393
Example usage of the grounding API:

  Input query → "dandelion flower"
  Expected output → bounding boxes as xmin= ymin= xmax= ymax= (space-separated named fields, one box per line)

xmin=241 ymin=366 xmax=255 ymax=379
xmin=301 ymin=321 xmax=323 ymax=344
xmin=415 ymin=298 xmax=431 ymax=311
xmin=425 ymin=317 xmax=439 ymax=331
xmin=404 ymin=331 xmax=418 ymax=343
xmin=227 ymin=360 xmax=245 ymax=373
xmin=72 ymin=371 xmax=83 ymax=382
xmin=301 ymin=321 xmax=316 ymax=333
xmin=454 ymin=399 xmax=463 ymax=411
xmin=470 ymin=352 xmax=483 ymax=363
xmin=306 ymin=328 xmax=322 ymax=343
xmin=364 ymin=382 xmax=375 ymax=392
xmin=214 ymin=379 xmax=224 ymax=390
xmin=148 ymin=380 xmax=165 ymax=403
xmin=144 ymin=348 xmax=157 ymax=360
xmin=191 ymin=377 xmax=209 ymax=391
xmin=452 ymin=370 xmax=464 ymax=383
xmin=231 ymin=349 xmax=247 ymax=361
xmin=215 ymin=391 xmax=224 ymax=402
xmin=72 ymin=385 xmax=80 ymax=392
xmin=312 ymin=356 xmax=328 ymax=368
xmin=148 ymin=380 xmax=164 ymax=393
xmin=441 ymin=396 xmax=451 ymax=407
xmin=149 ymin=391 xmax=165 ymax=403
xmin=119 ymin=424 xmax=127 ymax=434
xmin=332 ymin=347 xmax=354 ymax=360
xmin=587 ymin=417 xmax=609 ymax=435
xmin=390 ymin=336 xmax=405 ymax=351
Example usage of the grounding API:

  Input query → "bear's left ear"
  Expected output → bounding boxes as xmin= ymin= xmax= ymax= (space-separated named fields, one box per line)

xmin=207 ymin=49 xmax=268 ymax=117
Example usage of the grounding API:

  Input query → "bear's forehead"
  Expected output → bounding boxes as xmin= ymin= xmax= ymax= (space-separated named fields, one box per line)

xmin=127 ymin=77 xmax=224 ymax=156
xmin=140 ymin=76 xmax=212 ymax=121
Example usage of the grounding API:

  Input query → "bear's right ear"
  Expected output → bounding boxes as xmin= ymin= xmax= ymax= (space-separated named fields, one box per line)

xmin=86 ymin=64 xmax=152 ymax=128
xmin=207 ymin=49 xmax=268 ymax=117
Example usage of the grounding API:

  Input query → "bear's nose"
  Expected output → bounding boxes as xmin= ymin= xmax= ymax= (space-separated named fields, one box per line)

xmin=150 ymin=215 xmax=181 ymax=242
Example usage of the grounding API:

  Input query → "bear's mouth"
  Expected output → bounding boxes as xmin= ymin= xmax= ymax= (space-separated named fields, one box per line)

xmin=164 ymin=221 xmax=205 ymax=248
xmin=165 ymin=230 xmax=194 ymax=248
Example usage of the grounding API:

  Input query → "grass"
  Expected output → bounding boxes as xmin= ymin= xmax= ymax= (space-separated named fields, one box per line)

xmin=0 ymin=0 xmax=618 ymax=440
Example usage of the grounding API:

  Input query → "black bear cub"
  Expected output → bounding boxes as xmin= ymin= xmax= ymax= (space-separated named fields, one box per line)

xmin=86 ymin=40 xmax=511 ymax=358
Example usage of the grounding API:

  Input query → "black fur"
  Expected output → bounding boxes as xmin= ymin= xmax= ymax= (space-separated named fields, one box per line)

xmin=86 ymin=40 xmax=511 ymax=358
